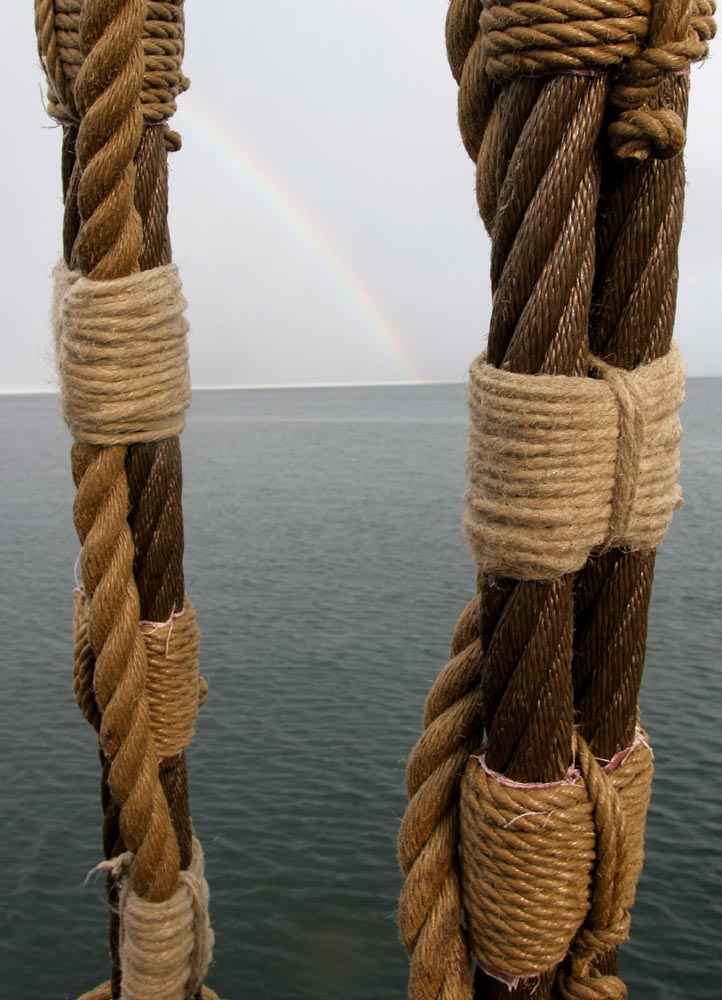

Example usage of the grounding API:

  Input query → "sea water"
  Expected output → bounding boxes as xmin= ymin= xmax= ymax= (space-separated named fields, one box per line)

xmin=1 ymin=382 xmax=720 ymax=1000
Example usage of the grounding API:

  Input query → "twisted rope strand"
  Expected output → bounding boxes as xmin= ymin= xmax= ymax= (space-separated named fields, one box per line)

xmin=72 ymin=444 xmax=180 ymax=900
xmin=398 ymin=594 xmax=484 ymax=1000
xmin=73 ymin=0 xmax=145 ymax=278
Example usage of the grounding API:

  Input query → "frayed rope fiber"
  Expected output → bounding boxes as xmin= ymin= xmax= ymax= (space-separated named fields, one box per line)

xmin=460 ymin=731 xmax=653 ymax=985
xmin=53 ymin=259 xmax=191 ymax=445
xmin=464 ymin=344 xmax=685 ymax=580
xmin=109 ymin=837 xmax=214 ymax=1000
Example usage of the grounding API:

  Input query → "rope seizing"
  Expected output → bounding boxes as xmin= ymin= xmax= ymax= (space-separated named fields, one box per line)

xmin=54 ymin=261 xmax=191 ymax=445
xmin=464 ymin=345 xmax=685 ymax=580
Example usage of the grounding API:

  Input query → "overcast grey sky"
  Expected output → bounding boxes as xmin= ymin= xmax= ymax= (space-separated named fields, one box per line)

xmin=3 ymin=1 xmax=721 ymax=391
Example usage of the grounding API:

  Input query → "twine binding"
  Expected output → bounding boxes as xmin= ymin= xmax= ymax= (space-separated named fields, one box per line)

xmin=464 ymin=344 xmax=685 ymax=580
xmin=53 ymin=260 xmax=191 ymax=446
xmin=461 ymin=729 xmax=654 ymax=987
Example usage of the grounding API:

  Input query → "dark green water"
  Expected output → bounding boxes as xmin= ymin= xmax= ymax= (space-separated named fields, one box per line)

xmin=1 ymin=382 xmax=720 ymax=999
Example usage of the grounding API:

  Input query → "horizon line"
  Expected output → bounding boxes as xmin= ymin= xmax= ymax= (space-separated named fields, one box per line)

xmin=2 ymin=373 xmax=720 ymax=397
xmin=0 ymin=378 xmax=464 ymax=397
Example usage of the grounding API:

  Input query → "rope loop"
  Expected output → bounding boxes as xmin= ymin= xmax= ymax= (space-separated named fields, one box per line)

xmin=475 ymin=0 xmax=715 ymax=160
xmin=607 ymin=0 xmax=716 ymax=160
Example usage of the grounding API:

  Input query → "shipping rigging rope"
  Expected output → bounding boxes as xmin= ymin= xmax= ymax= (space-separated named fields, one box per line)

xmin=35 ymin=2 xmax=219 ymax=998
xmin=399 ymin=1 xmax=714 ymax=999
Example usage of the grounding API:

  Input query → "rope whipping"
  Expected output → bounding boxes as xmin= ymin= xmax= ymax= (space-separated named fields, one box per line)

xmin=398 ymin=0 xmax=712 ymax=998
xmin=36 ymin=2 xmax=216 ymax=998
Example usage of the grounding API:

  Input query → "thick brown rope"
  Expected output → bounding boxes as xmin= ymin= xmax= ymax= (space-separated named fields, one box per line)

xmin=61 ymin=0 xmax=182 ymax=908
xmin=37 ymin=2 xmax=210 ymax=997
xmin=36 ymin=0 xmax=189 ymax=129
xmin=478 ymin=70 xmax=604 ymax=780
xmin=72 ymin=0 xmax=145 ymax=279
xmin=565 ymin=74 xmax=693 ymax=990
xmin=110 ymin=106 xmax=199 ymax=1000
xmin=71 ymin=442 xmax=180 ymax=900
xmin=398 ymin=0 xmax=708 ymax=995
xmin=449 ymin=0 xmax=500 ymax=232
xmin=480 ymin=0 xmax=651 ymax=78
xmin=575 ymin=74 xmax=689 ymax=760
xmin=398 ymin=593 xmax=484 ymax=999
xmin=399 ymin=25 xmax=605 ymax=996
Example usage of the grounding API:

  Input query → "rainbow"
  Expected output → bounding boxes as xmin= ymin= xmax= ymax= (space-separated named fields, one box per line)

xmin=177 ymin=95 xmax=423 ymax=382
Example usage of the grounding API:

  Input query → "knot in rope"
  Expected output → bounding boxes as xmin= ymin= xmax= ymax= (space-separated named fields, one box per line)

xmin=459 ymin=731 xmax=653 ymax=987
xmin=556 ymin=970 xmax=629 ymax=999
xmin=607 ymin=0 xmax=716 ymax=160
xmin=53 ymin=261 xmax=191 ymax=445
xmin=472 ymin=0 xmax=715 ymax=163
xmin=464 ymin=344 xmax=685 ymax=580
xmin=460 ymin=754 xmax=596 ymax=984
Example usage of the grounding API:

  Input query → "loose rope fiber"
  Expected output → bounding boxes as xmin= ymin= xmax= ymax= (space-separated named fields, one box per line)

xmin=54 ymin=260 xmax=191 ymax=445
xmin=464 ymin=344 xmax=685 ymax=579
xmin=116 ymin=838 xmax=214 ymax=1000
xmin=460 ymin=732 xmax=653 ymax=986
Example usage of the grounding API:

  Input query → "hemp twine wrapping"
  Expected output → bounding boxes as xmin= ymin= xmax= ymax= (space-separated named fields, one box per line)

xmin=110 ymin=836 xmax=214 ymax=1000
xmin=142 ymin=599 xmax=205 ymax=759
xmin=460 ymin=731 xmax=653 ymax=985
xmin=72 ymin=588 xmax=207 ymax=757
xmin=53 ymin=260 xmax=191 ymax=445
xmin=464 ymin=345 xmax=685 ymax=580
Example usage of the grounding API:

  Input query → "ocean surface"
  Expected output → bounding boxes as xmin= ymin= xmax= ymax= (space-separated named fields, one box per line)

xmin=1 ymin=381 xmax=720 ymax=1000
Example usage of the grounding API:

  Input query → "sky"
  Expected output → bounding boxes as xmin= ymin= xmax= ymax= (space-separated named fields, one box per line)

xmin=3 ymin=1 xmax=721 ymax=391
